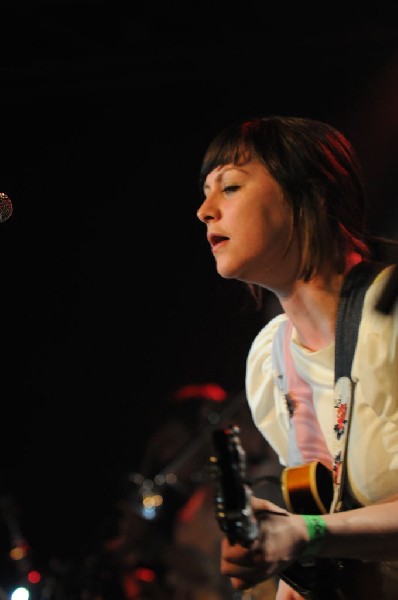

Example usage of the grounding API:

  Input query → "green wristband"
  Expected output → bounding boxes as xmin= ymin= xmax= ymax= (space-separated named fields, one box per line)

xmin=301 ymin=514 xmax=327 ymax=558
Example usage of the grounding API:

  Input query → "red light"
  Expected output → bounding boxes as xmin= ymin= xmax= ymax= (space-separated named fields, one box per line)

xmin=174 ymin=383 xmax=227 ymax=402
xmin=133 ymin=567 xmax=155 ymax=583
xmin=28 ymin=570 xmax=41 ymax=584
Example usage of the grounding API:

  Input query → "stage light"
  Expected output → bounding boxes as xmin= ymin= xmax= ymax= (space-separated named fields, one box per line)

xmin=134 ymin=567 xmax=156 ymax=583
xmin=10 ymin=587 xmax=29 ymax=600
xmin=9 ymin=540 xmax=29 ymax=561
xmin=27 ymin=571 xmax=41 ymax=584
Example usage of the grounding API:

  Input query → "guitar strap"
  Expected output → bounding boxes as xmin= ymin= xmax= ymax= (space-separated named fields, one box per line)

xmin=330 ymin=260 xmax=386 ymax=513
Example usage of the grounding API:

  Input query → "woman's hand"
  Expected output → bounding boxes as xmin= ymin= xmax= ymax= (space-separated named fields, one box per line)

xmin=220 ymin=496 xmax=306 ymax=591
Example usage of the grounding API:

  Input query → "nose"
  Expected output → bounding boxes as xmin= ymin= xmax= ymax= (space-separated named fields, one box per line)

xmin=197 ymin=196 xmax=216 ymax=223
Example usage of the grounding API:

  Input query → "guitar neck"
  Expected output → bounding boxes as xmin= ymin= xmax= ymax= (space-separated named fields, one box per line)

xmin=211 ymin=425 xmax=259 ymax=547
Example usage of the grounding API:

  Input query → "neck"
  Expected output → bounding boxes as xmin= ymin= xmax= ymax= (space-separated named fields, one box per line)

xmin=278 ymin=254 xmax=363 ymax=351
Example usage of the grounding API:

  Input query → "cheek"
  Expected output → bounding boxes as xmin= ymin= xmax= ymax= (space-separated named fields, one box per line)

xmin=268 ymin=200 xmax=293 ymax=237
xmin=255 ymin=207 xmax=292 ymax=248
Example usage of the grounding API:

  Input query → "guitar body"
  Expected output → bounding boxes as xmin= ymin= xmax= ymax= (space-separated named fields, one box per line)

xmin=281 ymin=461 xmax=334 ymax=515
xmin=209 ymin=424 xmax=371 ymax=599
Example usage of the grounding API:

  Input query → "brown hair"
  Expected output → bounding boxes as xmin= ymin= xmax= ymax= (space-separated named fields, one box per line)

xmin=199 ymin=115 xmax=371 ymax=293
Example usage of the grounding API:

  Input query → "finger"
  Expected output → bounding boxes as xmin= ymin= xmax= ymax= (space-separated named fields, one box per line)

xmin=230 ymin=577 xmax=248 ymax=591
xmin=221 ymin=548 xmax=268 ymax=575
xmin=251 ymin=496 xmax=287 ymax=514
xmin=222 ymin=563 xmax=272 ymax=588
xmin=221 ymin=552 xmax=257 ymax=568
xmin=221 ymin=538 xmax=251 ymax=561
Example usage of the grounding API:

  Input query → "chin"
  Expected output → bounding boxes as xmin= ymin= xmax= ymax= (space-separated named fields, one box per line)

xmin=216 ymin=270 xmax=234 ymax=280
xmin=216 ymin=266 xmax=245 ymax=281
xmin=215 ymin=259 xmax=252 ymax=282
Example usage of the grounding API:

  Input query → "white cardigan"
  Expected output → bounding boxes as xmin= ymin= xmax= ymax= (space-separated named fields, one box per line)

xmin=246 ymin=265 xmax=398 ymax=508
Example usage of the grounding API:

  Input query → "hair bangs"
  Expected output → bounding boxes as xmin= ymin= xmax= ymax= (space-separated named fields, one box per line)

xmin=199 ymin=122 xmax=254 ymax=189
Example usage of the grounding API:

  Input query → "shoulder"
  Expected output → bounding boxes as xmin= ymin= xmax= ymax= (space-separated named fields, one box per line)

xmin=247 ymin=312 xmax=288 ymax=369
xmin=361 ymin=264 xmax=398 ymax=328
xmin=245 ymin=313 xmax=290 ymax=464
xmin=365 ymin=263 xmax=395 ymax=302
xmin=354 ymin=264 xmax=398 ymax=378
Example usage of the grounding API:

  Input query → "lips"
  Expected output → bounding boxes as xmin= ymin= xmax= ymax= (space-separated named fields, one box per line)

xmin=208 ymin=233 xmax=229 ymax=249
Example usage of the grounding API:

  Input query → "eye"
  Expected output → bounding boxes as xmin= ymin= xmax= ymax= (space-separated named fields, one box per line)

xmin=223 ymin=185 xmax=240 ymax=194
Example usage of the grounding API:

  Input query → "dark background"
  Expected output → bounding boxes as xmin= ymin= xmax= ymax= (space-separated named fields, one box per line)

xmin=1 ymin=0 xmax=398 ymax=595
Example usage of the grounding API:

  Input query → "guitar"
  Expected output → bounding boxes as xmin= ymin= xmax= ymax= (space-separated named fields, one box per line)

xmin=208 ymin=424 xmax=371 ymax=599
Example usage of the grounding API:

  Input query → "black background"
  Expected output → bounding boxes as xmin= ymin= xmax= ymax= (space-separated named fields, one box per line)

xmin=1 ymin=0 xmax=398 ymax=593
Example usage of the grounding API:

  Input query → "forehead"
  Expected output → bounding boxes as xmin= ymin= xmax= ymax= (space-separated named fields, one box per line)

xmin=203 ymin=160 xmax=268 ymax=190
xmin=204 ymin=164 xmax=241 ymax=187
xmin=200 ymin=139 xmax=254 ymax=189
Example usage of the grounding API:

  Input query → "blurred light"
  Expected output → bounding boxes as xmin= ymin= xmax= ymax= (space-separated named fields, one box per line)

xmin=141 ymin=488 xmax=163 ymax=520
xmin=27 ymin=570 xmax=41 ymax=584
xmin=153 ymin=474 xmax=165 ymax=486
xmin=142 ymin=494 xmax=163 ymax=509
xmin=9 ymin=539 xmax=29 ymax=561
xmin=134 ymin=567 xmax=156 ymax=583
xmin=174 ymin=383 xmax=227 ymax=402
xmin=11 ymin=588 xmax=29 ymax=600
xmin=141 ymin=506 xmax=157 ymax=520
xmin=10 ymin=548 xmax=25 ymax=561
xmin=165 ymin=473 xmax=177 ymax=485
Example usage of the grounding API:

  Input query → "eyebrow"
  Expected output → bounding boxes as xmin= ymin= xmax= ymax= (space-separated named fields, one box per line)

xmin=203 ymin=165 xmax=249 ymax=192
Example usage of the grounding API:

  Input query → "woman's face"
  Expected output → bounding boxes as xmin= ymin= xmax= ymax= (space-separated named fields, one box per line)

xmin=197 ymin=159 xmax=300 ymax=293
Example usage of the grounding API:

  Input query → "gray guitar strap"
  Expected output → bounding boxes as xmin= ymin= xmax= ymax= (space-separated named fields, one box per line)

xmin=331 ymin=260 xmax=386 ymax=513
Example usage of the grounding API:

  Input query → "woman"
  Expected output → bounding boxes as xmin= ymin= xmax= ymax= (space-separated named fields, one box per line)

xmin=196 ymin=115 xmax=398 ymax=599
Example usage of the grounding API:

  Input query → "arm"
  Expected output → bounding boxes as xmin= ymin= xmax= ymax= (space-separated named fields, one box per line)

xmin=220 ymin=495 xmax=398 ymax=592
xmin=317 ymin=495 xmax=398 ymax=560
